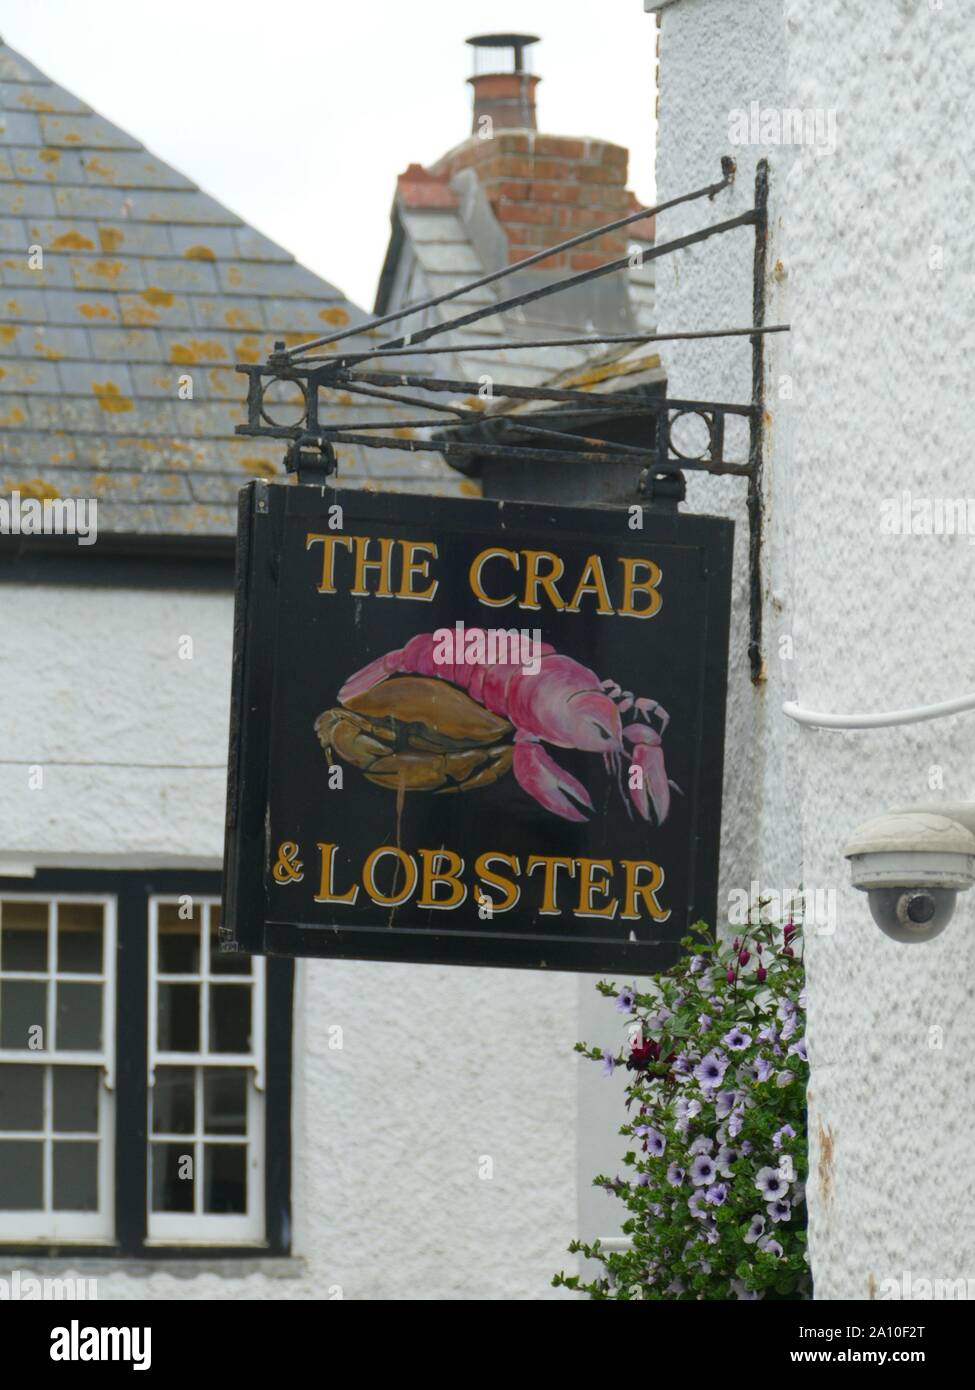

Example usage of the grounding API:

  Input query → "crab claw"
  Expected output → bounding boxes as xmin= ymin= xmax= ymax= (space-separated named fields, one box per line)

xmin=624 ymin=723 xmax=671 ymax=824
xmin=513 ymin=738 xmax=593 ymax=823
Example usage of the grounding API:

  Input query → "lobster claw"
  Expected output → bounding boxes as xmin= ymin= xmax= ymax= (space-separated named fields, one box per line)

xmin=624 ymin=724 xmax=671 ymax=824
xmin=513 ymin=737 xmax=593 ymax=823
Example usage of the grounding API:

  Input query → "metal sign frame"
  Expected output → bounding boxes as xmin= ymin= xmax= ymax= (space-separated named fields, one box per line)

xmin=223 ymin=481 xmax=732 ymax=973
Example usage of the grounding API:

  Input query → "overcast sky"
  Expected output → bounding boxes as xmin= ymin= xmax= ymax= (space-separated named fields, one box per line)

xmin=0 ymin=0 xmax=656 ymax=309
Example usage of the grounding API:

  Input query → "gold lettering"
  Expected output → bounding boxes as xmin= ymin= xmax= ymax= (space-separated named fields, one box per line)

xmin=362 ymin=846 xmax=418 ymax=906
xmin=619 ymin=556 xmax=662 ymax=619
xmin=314 ymin=842 xmax=359 ymax=905
xmin=469 ymin=547 xmax=519 ymax=607
xmin=398 ymin=541 xmax=439 ymax=601
xmin=306 ymin=533 xmax=353 ymax=594
xmin=620 ymin=860 xmax=670 ymax=921
xmin=575 ymin=858 xmax=619 ymax=918
xmin=417 ymin=848 xmax=467 ymax=909
xmin=521 ymin=550 xmax=565 ymax=611
xmin=351 ymin=535 xmax=395 ymax=597
xmin=474 ymin=852 xmax=521 ymax=913
xmin=565 ymin=554 xmax=614 ymax=615
xmin=526 ymin=855 xmax=575 ymax=914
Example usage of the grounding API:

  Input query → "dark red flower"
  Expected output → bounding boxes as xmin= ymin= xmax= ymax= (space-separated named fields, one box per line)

xmin=627 ymin=1035 xmax=660 ymax=1070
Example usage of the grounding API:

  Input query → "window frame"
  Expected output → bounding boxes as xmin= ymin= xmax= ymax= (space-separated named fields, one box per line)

xmin=0 ymin=892 xmax=116 ymax=1241
xmin=0 ymin=869 xmax=292 ymax=1261
xmin=147 ymin=895 xmax=265 ymax=1244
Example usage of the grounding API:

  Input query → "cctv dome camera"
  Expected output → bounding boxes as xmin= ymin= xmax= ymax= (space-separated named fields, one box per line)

xmin=843 ymin=810 xmax=975 ymax=943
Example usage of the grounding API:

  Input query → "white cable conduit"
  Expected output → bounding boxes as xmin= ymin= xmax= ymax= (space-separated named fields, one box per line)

xmin=782 ymin=691 xmax=975 ymax=730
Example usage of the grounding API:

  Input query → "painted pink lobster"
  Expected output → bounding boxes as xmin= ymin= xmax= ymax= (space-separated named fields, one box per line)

xmin=338 ymin=631 xmax=674 ymax=825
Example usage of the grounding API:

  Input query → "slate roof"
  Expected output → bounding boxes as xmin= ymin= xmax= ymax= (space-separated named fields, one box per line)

xmin=0 ymin=38 xmax=470 ymax=536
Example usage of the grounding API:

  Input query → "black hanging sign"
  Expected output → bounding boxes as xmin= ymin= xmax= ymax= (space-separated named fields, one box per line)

xmin=223 ymin=483 xmax=732 ymax=972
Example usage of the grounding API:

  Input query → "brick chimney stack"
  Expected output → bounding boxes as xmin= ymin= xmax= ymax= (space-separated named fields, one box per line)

xmin=391 ymin=35 xmax=653 ymax=282
xmin=467 ymin=33 xmax=540 ymax=134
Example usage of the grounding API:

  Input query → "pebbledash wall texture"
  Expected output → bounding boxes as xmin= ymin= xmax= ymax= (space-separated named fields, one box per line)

xmin=646 ymin=0 xmax=975 ymax=1298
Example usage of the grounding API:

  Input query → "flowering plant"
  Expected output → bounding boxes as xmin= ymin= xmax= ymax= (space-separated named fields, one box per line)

xmin=554 ymin=915 xmax=810 ymax=1300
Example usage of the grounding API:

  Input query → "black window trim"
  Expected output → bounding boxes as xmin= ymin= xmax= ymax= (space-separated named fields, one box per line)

xmin=0 ymin=868 xmax=292 ymax=1260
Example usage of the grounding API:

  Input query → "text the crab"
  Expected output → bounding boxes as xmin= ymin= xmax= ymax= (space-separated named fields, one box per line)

xmin=304 ymin=532 xmax=664 ymax=617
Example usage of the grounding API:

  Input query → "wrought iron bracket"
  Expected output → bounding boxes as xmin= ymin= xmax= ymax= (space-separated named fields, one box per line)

xmin=283 ymin=434 xmax=337 ymax=486
xmin=234 ymin=158 xmax=777 ymax=683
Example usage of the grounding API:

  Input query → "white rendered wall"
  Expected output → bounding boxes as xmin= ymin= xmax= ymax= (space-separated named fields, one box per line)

xmin=0 ymin=584 xmax=577 ymax=1299
xmin=651 ymin=0 xmax=975 ymax=1299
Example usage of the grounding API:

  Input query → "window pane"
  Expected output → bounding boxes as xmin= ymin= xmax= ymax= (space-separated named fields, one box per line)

xmin=0 ymin=902 xmax=48 ymax=973
xmin=151 ymin=1142 xmax=195 ymax=1212
xmin=153 ymin=1067 xmax=195 ymax=1135
xmin=209 ymin=909 xmax=251 ymax=976
xmin=0 ymin=1064 xmax=44 ymax=1131
xmin=57 ymin=904 xmax=103 ymax=974
xmin=157 ymin=984 xmax=200 ymax=1052
xmin=157 ymin=904 xmax=201 ymax=974
xmin=204 ymin=1143 xmax=247 ymax=1214
xmin=204 ymin=1069 xmax=247 ymax=1135
xmin=53 ymin=1140 xmax=98 ymax=1211
xmin=0 ymin=980 xmax=46 ymax=1050
xmin=55 ymin=982 xmax=102 ymax=1051
xmin=0 ymin=1139 xmax=43 ymax=1209
xmin=53 ymin=1066 xmax=99 ymax=1133
xmin=208 ymin=985 xmax=251 ymax=1053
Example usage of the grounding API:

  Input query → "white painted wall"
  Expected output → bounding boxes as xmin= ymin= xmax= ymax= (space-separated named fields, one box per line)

xmin=649 ymin=0 xmax=975 ymax=1299
xmin=0 ymin=583 xmax=577 ymax=1299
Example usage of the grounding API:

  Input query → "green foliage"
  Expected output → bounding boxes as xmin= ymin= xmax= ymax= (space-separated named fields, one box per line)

xmin=554 ymin=913 xmax=811 ymax=1301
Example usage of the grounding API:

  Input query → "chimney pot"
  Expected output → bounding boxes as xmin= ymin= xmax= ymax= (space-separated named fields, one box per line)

xmin=466 ymin=33 xmax=541 ymax=133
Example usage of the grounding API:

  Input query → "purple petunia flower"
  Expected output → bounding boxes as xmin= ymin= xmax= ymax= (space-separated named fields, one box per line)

xmin=798 ymin=985 xmax=807 ymax=1010
xmin=705 ymin=1182 xmax=729 ymax=1207
xmin=731 ymin=1279 xmax=763 ymax=1300
xmin=755 ymin=1165 xmax=790 ymax=1199
xmin=728 ymin=1109 xmax=744 ymax=1138
xmin=688 ymin=1191 xmax=709 ymax=1218
xmin=757 ymin=1021 xmax=778 ymax=1045
xmin=741 ymin=1139 xmax=753 ymax=1155
xmin=666 ymin=1162 xmax=685 ymax=1188
xmin=758 ymin=1235 xmax=784 ymax=1257
xmin=636 ymin=1172 xmax=651 ymax=1187
xmin=634 ymin=1126 xmax=666 ymax=1157
xmin=743 ymin=1213 xmax=765 ymax=1244
xmin=780 ymin=1011 xmax=798 ymax=1042
xmin=788 ymin=1035 xmax=807 ymax=1062
xmin=776 ymin=1069 xmax=795 ymax=1087
xmin=694 ymin=1049 xmax=729 ymax=1091
xmin=716 ymin=1145 xmax=738 ymax=1176
xmin=616 ymin=985 xmax=636 ymax=1014
xmin=773 ymin=1123 xmax=796 ymax=1151
xmin=723 ymin=1027 xmax=751 ymax=1051
xmin=767 ymin=1198 xmax=791 ymax=1223
xmin=675 ymin=1097 xmax=702 ymax=1124
xmin=601 ymin=1051 xmax=617 ymax=1077
xmin=690 ymin=1154 xmax=718 ymax=1186
xmin=715 ymin=1089 xmax=737 ymax=1120
xmin=672 ymin=1052 xmax=693 ymax=1077
xmin=698 ymin=1013 xmax=713 ymax=1030
xmin=688 ymin=1134 xmax=714 ymax=1156
xmin=689 ymin=954 xmax=707 ymax=973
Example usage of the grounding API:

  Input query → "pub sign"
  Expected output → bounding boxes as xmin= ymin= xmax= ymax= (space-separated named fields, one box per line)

xmin=223 ymin=483 xmax=732 ymax=972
